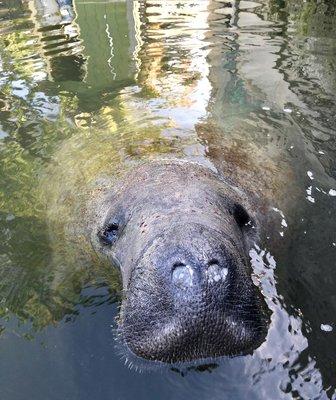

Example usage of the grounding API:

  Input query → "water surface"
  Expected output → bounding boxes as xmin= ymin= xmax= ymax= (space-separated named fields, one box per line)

xmin=0 ymin=0 xmax=335 ymax=399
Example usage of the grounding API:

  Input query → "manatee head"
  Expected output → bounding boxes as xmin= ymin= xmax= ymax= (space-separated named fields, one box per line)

xmin=92 ymin=160 xmax=269 ymax=365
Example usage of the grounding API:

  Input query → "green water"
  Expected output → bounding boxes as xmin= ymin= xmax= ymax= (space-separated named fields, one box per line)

xmin=0 ymin=0 xmax=335 ymax=399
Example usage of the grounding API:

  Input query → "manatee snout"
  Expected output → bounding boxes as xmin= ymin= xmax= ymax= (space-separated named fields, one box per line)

xmin=93 ymin=161 xmax=269 ymax=366
xmin=121 ymin=224 xmax=267 ymax=364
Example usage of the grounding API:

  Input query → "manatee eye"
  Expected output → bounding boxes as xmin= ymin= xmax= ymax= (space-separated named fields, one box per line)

xmin=232 ymin=204 xmax=252 ymax=228
xmin=98 ymin=223 xmax=119 ymax=245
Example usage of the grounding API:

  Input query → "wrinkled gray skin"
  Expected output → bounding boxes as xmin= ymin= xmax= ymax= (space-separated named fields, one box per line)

xmin=90 ymin=160 xmax=268 ymax=365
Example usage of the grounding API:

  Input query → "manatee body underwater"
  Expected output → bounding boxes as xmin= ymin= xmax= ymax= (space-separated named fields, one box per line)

xmin=60 ymin=159 xmax=269 ymax=366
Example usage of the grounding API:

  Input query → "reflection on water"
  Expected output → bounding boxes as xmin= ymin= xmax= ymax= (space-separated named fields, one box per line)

xmin=0 ymin=0 xmax=335 ymax=399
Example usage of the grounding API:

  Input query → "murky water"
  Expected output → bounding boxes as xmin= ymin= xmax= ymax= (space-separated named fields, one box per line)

xmin=0 ymin=0 xmax=335 ymax=399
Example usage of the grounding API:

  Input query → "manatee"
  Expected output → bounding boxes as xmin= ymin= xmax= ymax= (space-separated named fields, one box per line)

xmin=40 ymin=143 xmax=269 ymax=365
xmin=91 ymin=160 xmax=269 ymax=363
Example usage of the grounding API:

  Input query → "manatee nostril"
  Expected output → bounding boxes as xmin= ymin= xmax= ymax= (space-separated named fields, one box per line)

xmin=172 ymin=262 xmax=194 ymax=289
xmin=208 ymin=259 xmax=219 ymax=267
xmin=206 ymin=259 xmax=228 ymax=284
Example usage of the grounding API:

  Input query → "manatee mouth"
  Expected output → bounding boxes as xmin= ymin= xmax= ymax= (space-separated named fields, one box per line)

xmin=117 ymin=225 xmax=268 ymax=365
